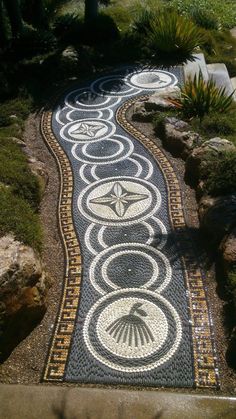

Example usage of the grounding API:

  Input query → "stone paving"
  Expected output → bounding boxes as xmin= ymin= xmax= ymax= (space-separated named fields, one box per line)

xmin=42 ymin=66 xmax=219 ymax=388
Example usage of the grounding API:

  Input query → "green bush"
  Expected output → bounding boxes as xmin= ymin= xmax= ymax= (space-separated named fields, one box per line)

xmin=105 ymin=5 xmax=133 ymax=32
xmin=132 ymin=8 xmax=157 ymax=36
xmin=147 ymin=10 xmax=205 ymax=65
xmin=200 ymin=113 xmax=236 ymax=136
xmin=200 ymin=151 xmax=236 ymax=196
xmin=13 ymin=25 xmax=57 ymax=57
xmin=178 ymin=72 xmax=234 ymax=119
xmin=0 ymin=97 xmax=33 ymax=127
xmin=0 ymin=185 xmax=42 ymax=251
xmin=0 ymin=137 xmax=41 ymax=209
xmin=190 ymin=6 xmax=219 ymax=30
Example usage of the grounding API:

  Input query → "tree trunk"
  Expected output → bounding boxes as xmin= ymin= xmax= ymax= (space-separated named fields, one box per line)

xmin=84 ymin=0 xmax=98 ymax=23
xmin=21 ymin=0 xmax=48 ymax=29
xmin=0 ymin=0 xmax=8 ymax=47
xmin=3 ymin=0 xmax=23 ymax=38
xmin=35 ymin=0 xmax=47 ymax=28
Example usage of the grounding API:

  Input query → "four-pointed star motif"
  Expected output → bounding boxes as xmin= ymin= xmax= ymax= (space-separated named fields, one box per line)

xmin=71 ymin=122 xmax=104 ymax=138
xmin=89 ymin=182 xmax=149 ymax=217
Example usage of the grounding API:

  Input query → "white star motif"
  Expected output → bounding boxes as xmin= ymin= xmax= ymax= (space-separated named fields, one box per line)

xmin=71 ymin=122 xmax=104 ymax=138
xmin=90 ymin=182 xmax=149 ymax=217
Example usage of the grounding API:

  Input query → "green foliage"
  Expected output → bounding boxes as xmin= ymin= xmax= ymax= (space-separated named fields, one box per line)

xmin=105 ymin=5 xmax=133 ymax=32
xmin=0 ymin=137 xmax=41 ymax=209
xmin=0 ymin=97 xmax=33 ymax=125
xmin=179 ymin=72 xmax=234 ymax=119
xmin=168 ymin=0 xmax=236 ymax=29
xmin=200 ymin=151 xmax=236 ymax=196
xmin=53 ymin=12 xmax=83 ymax=41
xmin=190 ymin=6 xmax=219 ymax=30
xmin=0 ymin=95 xmax=42 ymax=251
xmin=132 ymin=8 xmax=156 ymax=36
xmin=203 ymin=30 xmax=236 ymax=78
xmin=200 ymin=113 xmax=236 ymax=136
xmin=13 ymin=24 xmax=57 ymax=57
xmin=0 ymin=185 xmax=42 ymax=251
xmin=189 ymin=107 xmax=236 ymax=146
xmin=147 ymin=10 xmax=205 ymax=65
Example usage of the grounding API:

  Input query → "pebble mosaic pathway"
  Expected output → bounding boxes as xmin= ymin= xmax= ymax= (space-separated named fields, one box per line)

xmin=42 ymin=66 xmax=219 ymax=388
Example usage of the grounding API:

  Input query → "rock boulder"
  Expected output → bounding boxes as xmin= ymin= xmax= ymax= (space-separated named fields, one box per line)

xmin=0 ymin=235 xmax=49 ymax=361
xmin=221 ymin=228 xmax=236 ymax=270
xmin=132 ymin=101 xmax=155 ymax=122
xmin=27 ymin=156 xmax=48 ymax=196
xmin=160 ymin=117 xmax=202 ymax=159
xmin=198 ymin=194 xmax=236 ymax=243
xmin=185 ymin=138 xmax=236 ymax=183
xmin=144 ymin=86 xmax=181 ymax=111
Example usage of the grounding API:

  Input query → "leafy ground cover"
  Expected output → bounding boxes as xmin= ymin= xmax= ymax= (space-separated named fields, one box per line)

xmin=0 ymin=96 xmax=42 ymax=251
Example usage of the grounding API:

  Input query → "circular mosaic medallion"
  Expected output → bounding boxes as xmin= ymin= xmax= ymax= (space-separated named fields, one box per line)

xmin=72 ymin=135 xmax=134 ymax=165
xmin=91 ymin=76 xmax=138 ymax=97
xmin=91 ymin=157 xmax=142 ymax=179
xmin=83 ymin=289 xmax=182 ymax=372
xmin=60 ymin=119 xmax=116 ymax=143
xmin=89 ymin=243 xmax=172 ymax=295
xmin=65 ymin=88 xmax=120 ymax=110
xmin=97 ymin=217 xmax=167 ymax=249
xmin=126 ymin=70 xmax=178 ymax=90
xmin=77 ymin=177 xmax=161 ymax=226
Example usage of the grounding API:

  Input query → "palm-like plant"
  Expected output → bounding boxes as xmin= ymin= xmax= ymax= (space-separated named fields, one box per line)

xmin=178 ymin=71 xmax=235 ymax=120
xmin=148 ymin=10 xmax=205 ymax=65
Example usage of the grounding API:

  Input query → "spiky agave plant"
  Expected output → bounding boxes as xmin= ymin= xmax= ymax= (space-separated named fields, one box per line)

xmin=179 ymin=71 xmax=235 ymax=120
xmin=148 ymin=10 xmax=206 ymax=65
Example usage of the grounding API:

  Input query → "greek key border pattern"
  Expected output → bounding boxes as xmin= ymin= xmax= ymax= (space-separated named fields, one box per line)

xmin=41 ymin=110 xmax=82 ymax=382
xmin=116 ymin=98 xmax=220 ymax=389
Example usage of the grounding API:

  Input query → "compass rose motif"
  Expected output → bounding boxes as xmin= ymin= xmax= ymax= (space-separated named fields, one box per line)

xmin=89 ymin=182 xmax=148 ymax=217
xmin=70 ymin=122 xmax=105 ymax=138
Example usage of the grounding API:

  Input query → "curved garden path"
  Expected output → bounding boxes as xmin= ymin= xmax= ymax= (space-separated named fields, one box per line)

xmin=42 ymin=66 xmax=219 ymax=388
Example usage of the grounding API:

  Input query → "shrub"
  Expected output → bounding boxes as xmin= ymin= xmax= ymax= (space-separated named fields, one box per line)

xmin=0 ymin=97 xmax=33 ymax=126
xmin=0 ymin=137 xmax=41 ymax=208
xmin=0 ymin=185 xmax=42 ymax=251
xmin=132 ymin=8 xmax=157 ymax=36
xmin=200 ymin=113 xmax=236 ymax=136
xmin=105 ymin=5 xmax=133 ymax=32
xmin=190 ymin=6 xmax=219 ymax=30
xmin=200 ymin=151 xmax=236 ymax=196
xmin=147 ymin=10 xmax=205 ymax=65
xmin=13 ymin=25 xmax=57 ymax=57
xmin=178 ymin=72 xmax=234 ymax=119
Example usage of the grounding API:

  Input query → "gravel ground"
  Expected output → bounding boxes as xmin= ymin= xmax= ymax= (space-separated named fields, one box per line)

xmin=0 ymin=107 xmax=236 ymax=395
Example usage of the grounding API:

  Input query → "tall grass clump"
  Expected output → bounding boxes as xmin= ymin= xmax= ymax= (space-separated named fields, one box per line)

xmin=177 ymin=72 xmax=234 ymax=120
